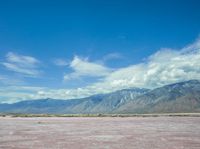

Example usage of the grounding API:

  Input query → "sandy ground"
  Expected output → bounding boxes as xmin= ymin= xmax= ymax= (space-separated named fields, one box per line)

xmin=0 ymin=117 xmax=200 ymax=149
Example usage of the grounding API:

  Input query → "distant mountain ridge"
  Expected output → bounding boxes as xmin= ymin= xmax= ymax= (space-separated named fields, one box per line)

xmin=115 ymin=80 xmax=200 ymax=113
xmin=0 ymin=80 xmax=200 ymax=114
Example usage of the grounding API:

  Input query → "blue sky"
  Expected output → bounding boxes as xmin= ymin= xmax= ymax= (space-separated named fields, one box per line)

xmin=0 ymin=0 xmax=200 ymax=103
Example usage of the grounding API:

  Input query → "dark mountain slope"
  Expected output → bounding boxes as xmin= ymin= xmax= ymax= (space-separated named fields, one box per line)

xmin=0 ymin=88 xmax=148 ymax=114
xmin=115 ymin=80 xmax=200 ymax=113
xmin=89 ymin=88 xmax=149 ymax=113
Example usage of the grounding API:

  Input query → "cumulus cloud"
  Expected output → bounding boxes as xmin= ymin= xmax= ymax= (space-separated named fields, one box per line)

xmin=95 ymin=40 xmax=200 ymax=90
xmin=63 ymin=56 xmax=112 ymax=81
xmin=63 ymin=39 xmax=200 ymax=91
xmin=1 ymin=52 xmax=41 ymax=77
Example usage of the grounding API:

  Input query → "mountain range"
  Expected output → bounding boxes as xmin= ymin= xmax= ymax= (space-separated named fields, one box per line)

xmin=0 ymin=80 xmax=200 ymax=114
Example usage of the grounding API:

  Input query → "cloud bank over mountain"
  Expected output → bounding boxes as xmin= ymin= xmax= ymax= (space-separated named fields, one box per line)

xmin=62 ymin=38 xmax=200 ymax=93
xmin=0 ymin=38 xmax=200 ymax=103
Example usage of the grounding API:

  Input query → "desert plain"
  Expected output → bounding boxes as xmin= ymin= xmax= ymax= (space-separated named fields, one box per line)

xmin=0 ymin=116 xmax=200 ymax=149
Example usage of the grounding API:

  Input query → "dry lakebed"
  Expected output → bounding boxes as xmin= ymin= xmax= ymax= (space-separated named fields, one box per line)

xmin=0 ymin=116 xmax=200 ymax=149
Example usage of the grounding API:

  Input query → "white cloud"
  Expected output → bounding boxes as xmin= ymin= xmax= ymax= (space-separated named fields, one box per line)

xmin=0 ymin=86 xmax=96 ymax=103
xmin=96 ymin=41 xmax=200 ymax=89
xmin=1 ymin=52 xmax=41 ymax=77
xmin=63 ymin=39 xmax=200 ymax=91
xmin=60 ymin=38 xmax=200 ymax=100
xmin=64 ymin=56 xmax=112 ymax=81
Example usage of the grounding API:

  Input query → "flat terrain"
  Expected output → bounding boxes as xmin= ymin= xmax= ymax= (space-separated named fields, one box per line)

xmin=0 ymin=117 xmax=200 ymax=149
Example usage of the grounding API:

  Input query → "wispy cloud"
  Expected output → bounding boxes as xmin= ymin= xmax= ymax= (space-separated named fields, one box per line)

xmin=53 ymin=58 xmax=69 ymax=66
xmin=63 ymin=56 xmax=112 ymax=81
xmin=0 ymin=75 xmax=24 ymax=85
xmin=1 ymin=52 xmax=41 ymax=77
xmin=102 ymin=52 xmax=123 ymax=62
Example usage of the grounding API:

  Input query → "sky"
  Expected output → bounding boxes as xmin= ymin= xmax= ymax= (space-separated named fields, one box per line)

xmin=0 ymin=0 xmax=200 ymax=103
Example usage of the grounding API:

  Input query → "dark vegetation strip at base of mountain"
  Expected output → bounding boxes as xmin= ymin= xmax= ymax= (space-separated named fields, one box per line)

xmin=1 ymin=113 xmax=200 ymax=118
